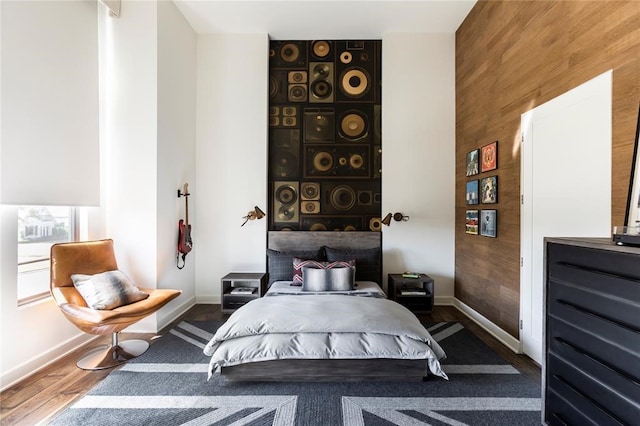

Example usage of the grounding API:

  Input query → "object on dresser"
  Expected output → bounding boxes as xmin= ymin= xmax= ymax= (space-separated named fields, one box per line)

xmin=612 ymin=225 xmax=640 ymax=247
xmin=401 ymin=272 xmax=422 ymax=279
xmin=231 ymin=287 xmax=256 ymax=295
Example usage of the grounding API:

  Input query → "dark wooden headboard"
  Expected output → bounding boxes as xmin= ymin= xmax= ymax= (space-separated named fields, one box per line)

xmin=268 ymin=231 xmax=381 ymax=252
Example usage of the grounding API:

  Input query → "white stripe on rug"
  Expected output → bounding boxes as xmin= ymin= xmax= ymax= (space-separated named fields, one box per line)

xmin=342 ymin=397 xmax=541 ymax=426
xmin=442 ymin=364 xmax=520 ymax=374
xmin=343 ymin=396 xmax=541 ymax=411
xmin=427 ymin=322 xmax=447 ymax=332
xmin=431 ymin=322 xmax=465 ymax=342
xmin=119 ymin=363 xmax=208 ymax=373
xmin=71 ymin=395 xmax=295 ymax=410
xmin=169 ymin=329 xmax=206 ymax=349
xmin=365 ymin=407 xmax=467 ymax=426
xmin=179 ymin=396 xmax=296 ymax=426
xmin=176 ymin=321 xmax=214 ymax=341
xmin=119 ymin=363 xmax=517 ymax=375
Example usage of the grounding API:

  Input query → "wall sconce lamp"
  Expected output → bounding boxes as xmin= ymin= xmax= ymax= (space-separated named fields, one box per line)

xmin=382 ymin=212 xmax=409 ymax=226
xmin=241 ymin=206 xmax=265 ymax=227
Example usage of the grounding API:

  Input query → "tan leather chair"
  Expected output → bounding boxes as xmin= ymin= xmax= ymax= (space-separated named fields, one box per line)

xmin=50 ymin=239 xmax=182 ymax=370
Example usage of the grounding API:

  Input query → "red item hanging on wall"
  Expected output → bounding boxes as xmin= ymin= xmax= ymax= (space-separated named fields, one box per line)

xmin=177 ymin=183 xmax=192 ymax=269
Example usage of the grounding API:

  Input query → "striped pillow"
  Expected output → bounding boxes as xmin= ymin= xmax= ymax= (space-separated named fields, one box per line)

xmin=292 ymin=257 xmax=355 ymax=286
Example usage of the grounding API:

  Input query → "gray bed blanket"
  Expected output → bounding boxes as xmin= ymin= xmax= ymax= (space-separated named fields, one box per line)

xmin=203 ymin=295 xmax=448 ymax=379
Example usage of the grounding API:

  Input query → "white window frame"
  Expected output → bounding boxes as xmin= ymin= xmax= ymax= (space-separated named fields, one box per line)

xmin=17 ymin=206 xmax=79 ymax=306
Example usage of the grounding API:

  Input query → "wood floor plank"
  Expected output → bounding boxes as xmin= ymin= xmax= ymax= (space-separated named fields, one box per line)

xmin=0 ymin=304 xmax=540 ymax=425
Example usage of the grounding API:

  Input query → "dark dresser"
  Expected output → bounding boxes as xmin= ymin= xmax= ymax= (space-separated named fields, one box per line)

xmin=544 ymin=237 xmax=640 ymax=425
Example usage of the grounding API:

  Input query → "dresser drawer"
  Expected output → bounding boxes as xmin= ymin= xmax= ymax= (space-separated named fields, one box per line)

xmin=547 ymin=242 xmax=640 ymax=280
xmin=547 ymin=301 xmax=640 ymax=380
xmin=547 ymin=264 xmax=640 ymax=332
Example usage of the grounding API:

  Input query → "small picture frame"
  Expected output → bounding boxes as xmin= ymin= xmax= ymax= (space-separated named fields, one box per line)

xmin=480 ymin=209 xmax=497 ymax=237
xmin=465 ymin=210 xmax=479 ymax=235
xmin=481 ymin=141 xmax=498 ymax=172
xmin=466 ymin=149 xmax=479 ymax=176
xmin=481 ymin=175 xmax=498 ymax=204
xmin=466 ymin=180 xmax=479 ymax=205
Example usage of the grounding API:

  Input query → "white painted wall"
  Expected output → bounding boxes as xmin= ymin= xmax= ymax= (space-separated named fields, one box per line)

xmin=156 ymin=0 xmax=198 ymax=324
xmin=195 ymin=34 xmax=269 ymax=302
xmin=104 ymin=0 xmax=159 ymax=332
xmin=380 ymin=33 xmax=456 ymax=302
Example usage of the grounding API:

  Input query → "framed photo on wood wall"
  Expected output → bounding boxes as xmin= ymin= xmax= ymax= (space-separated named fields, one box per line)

xmin=466 ymin=149 xmax=479 ymax=176
xmin=466 ymin=180 xmax=479 ymax=205
xmin=481 ymin=141 xmax=498 ymax=172
xmin=480 ymin=209 xmax=497 ymax=237
xmin=465 ymin=210 xmax=479 ymax=235
xmin=481 ymin=176 xmax=498 ymax=204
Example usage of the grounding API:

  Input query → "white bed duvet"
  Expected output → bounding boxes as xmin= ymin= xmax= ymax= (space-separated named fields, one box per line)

xmin=203 ymin=294 xmax=448 ymax=379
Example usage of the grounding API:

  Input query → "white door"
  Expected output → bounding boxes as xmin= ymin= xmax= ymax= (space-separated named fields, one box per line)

xmin=520 ymin=71 xmax=612 ymax=364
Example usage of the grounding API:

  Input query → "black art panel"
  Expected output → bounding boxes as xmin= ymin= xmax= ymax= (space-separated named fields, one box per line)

xmin=269 ymin=40 xmax=381 ymax=231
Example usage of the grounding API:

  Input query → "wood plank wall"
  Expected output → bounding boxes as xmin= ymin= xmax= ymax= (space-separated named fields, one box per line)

xmin=455 ymin=0 xmax=640 ymax=337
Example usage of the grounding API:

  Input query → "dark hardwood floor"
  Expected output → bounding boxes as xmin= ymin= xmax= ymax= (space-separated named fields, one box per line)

xmin=0 ymin=304 xmax=540 ymax=425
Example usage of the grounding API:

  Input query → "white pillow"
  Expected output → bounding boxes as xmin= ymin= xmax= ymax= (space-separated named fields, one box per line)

xmin=71 ymin=270 xmax=149 ymax=310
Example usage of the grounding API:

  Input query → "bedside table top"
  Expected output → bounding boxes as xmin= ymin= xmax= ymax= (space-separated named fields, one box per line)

xmin=222 ymin=272 xmax=266 ymax=280
xmin=389 ymin=273 xmax=433 ymax=281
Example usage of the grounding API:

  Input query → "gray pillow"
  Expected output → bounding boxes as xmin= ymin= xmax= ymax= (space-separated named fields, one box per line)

xmin=71 ymin=270 xmax=149 ymax=310
xmin=302 ymin=266 xmax=355 ymax=291
xmin=324 ymin=246 xmax=380 ymax=283
xmin=266 ymin=248 xmax=324 ymax=285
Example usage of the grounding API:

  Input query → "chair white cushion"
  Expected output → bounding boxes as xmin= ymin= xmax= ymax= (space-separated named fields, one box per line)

xmin=71 ymin=270 xmax=149 ymax=310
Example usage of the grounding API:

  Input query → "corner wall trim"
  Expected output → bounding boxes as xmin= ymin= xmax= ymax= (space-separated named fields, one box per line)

xmin=434 ymin=296 xmax=454 ymax=306
xmin=158 ymin=296 xmax=196 ymax=331
xmin=453 ymin=297 xmax=522 ymax=354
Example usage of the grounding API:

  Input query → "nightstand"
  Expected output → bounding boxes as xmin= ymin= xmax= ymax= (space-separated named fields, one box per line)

xmin=388 ymin=273 xmax=434 ymax=313
xmin=220 ymin=272 xmax=266 ymax=313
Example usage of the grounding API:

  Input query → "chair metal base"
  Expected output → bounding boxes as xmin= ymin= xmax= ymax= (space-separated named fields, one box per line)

xmin=77 ymin=338 xmax=150 ymax=370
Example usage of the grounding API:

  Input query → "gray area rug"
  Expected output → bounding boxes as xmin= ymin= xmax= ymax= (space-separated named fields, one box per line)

xmin=49 ymin=321 xmax=541 ymax=425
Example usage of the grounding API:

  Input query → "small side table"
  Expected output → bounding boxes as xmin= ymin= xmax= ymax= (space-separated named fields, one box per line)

xmin=220 ymin=272 xmax=266 ymax=313
xmin=388 ymin=273 xmax=434 ymax=313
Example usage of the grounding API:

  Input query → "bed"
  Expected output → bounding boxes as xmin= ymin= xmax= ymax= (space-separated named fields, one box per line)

xmin=203 ymin=231 xmax=447 ymax=382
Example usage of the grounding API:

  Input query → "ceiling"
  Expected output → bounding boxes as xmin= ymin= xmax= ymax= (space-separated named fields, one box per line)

xmin=173 ymin=0 xmax=477 ymax=39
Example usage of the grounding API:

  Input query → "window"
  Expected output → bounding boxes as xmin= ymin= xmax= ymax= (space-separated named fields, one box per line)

xmin=17 ymin=206 xmax=78 ymax=304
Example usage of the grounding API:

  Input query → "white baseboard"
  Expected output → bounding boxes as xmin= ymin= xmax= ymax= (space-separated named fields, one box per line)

xmin=434 ymin=295 xmax=454 ymax=306
xmin=453 ymin=297 xmax=522 ymax=354
xmin=158 ymin=296 xmax=196 ymax=331
xmin=195 ymin=295 xmax=220 ymax=304
xmin=1 ymin=333 xmax=98 ymax=392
